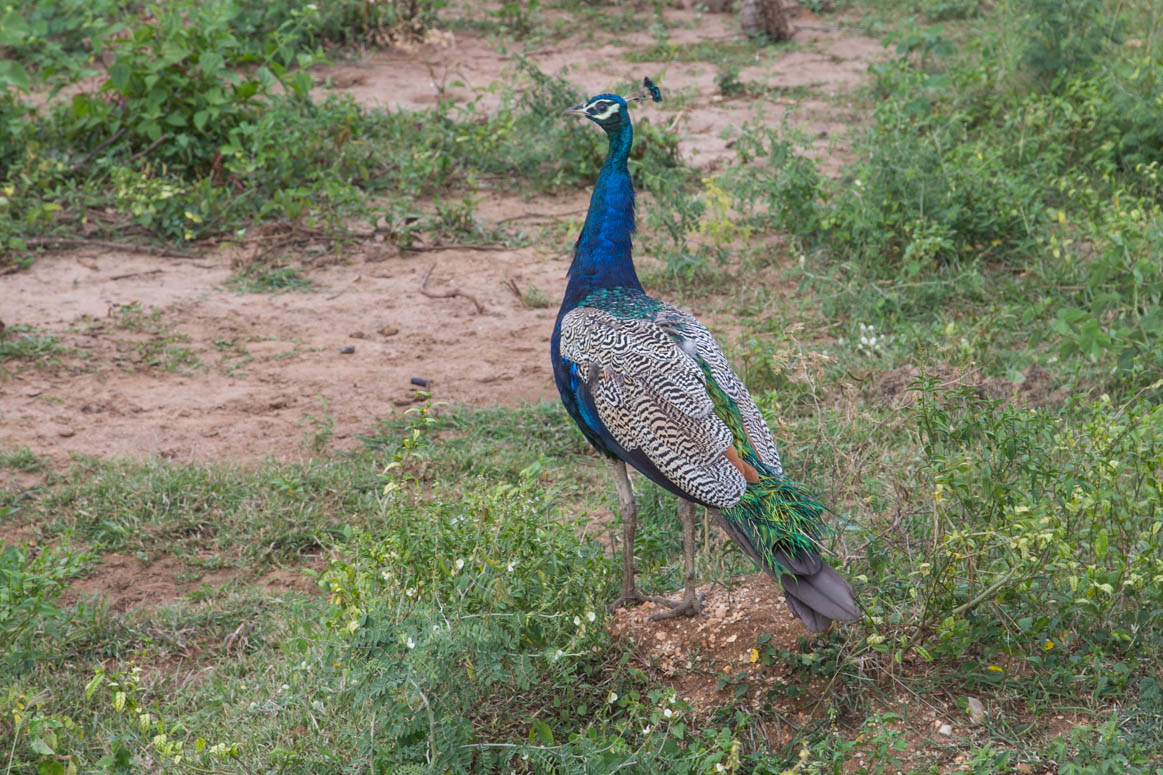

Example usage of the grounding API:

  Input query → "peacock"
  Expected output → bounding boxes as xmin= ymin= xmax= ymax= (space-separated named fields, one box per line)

xmin=550 ymin=79 xmax=860 ymax=631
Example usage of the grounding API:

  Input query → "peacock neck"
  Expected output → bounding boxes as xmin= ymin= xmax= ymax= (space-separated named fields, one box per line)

xmin=564 ymin=122 xmax=643 ymax=305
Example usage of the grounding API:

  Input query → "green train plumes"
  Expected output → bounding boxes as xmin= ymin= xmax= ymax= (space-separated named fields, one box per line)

xmin=726 ymin=475 xmax=824 ymax=571
xmin=700 ymin=361 xmax=827 ymax=573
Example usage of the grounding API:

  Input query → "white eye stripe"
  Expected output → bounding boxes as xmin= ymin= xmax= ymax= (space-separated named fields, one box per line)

xmin=587 ymin=101 xmax=621 ymax=121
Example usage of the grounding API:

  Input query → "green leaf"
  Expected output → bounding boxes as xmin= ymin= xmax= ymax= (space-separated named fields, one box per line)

xmin=291 ymin=71 xmax=313 ymax=98
xmin=0 ymin=59 xmax=30 ymax=91
xmin=529 ymin=718 xmax=554 ymax=746
xmin=193 ymin=110 xmax=209 ymax=131
xmin=84 ymin=671 xmax=105 ymax=700
xmin=199 ymin=51 xmax=224 ymax=76
xmin=1095 ymin=528 xmax=1109 ymax=560
xmin=37 ymin=761 xmax=66 ymax=775
xmin=0 ymin=11 xmax=30 ymax=46
xmin=109 ymin=61 xmax=131 ymax=93
xmin=30 ymin=738 xmax=55 ymax=756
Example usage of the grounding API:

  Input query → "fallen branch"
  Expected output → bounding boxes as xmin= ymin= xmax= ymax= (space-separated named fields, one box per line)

xmin=70 ymin=128 xmax=128 ymax=174
xmin=504 ymin=277 xmax=527 ymax=307
xmin=21 ymin=237 xmax=196 ymax=258
xmin=794 ymin=23 xmax=854 ymax=31
xmin=419 ymin=263 xmax=485 ymax=314
xmin=403 ymin=244 xmax=509 ymax=253
xmin=497 ymin=209 xmax=586 ymax=224
xmin=129 ymin=133 xmax=168 ymax=164
xmin=109 ymin=269 xmax=164 ymax=281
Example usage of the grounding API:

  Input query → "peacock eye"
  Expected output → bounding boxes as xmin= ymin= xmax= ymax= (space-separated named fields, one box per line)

xmin=586 ymin=100 xmax=620 ymax=120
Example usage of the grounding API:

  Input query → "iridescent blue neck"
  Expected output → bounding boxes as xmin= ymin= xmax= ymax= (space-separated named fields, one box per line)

xmin=564 ymin=121 xmax=643 ymax=304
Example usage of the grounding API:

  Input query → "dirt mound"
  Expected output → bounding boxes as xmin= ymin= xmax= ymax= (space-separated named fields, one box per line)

xmin=610 ymin=573 xmax=833 ymax=742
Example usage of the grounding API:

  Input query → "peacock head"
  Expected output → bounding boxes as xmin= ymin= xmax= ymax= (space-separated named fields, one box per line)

xmin=563 ymin=78 xmax=661 ymax=134
xmin=563 ymin=94 xmax=631 ymax=133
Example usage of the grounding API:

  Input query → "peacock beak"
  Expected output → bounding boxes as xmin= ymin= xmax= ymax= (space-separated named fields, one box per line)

xmin=563 ymin=104 xmax=587 ymax=117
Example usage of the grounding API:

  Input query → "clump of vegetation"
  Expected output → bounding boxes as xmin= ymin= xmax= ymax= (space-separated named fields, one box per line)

xmin=1 ymin=11 xmax=685 ymax=265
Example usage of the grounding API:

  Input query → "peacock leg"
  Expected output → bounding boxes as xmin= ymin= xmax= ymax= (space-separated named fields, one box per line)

xmin=607 ymin=459 xmax=647 ymax=611
xmin=648 ymin=499 xmax=704 ymax=620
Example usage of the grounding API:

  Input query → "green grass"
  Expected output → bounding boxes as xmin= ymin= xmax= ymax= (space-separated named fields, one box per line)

xmin=227 ymin=264 xmax=317 ymax=294
xmin=625 ymin=39 xmax=787 ymax=66
xmin=0 ymin=325 xmax=69 ymax=368
xmin=3 ymin=393 xmax=1161 ymax=772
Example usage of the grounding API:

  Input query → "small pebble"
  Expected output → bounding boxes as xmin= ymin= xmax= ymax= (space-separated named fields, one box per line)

xmin=937 ymin=724 xmax=953 ymax=737
xmin=379 ymin=326 xmax=399 ymax=337
xmin=966 ymin=696 xmax=986 ymax=725
xmin=410 ymin=377 xmax=430 ymax=387
xmin=58 ymin=427 xmax=76 ymax=438
xmin=338 ymin=346 xmax=355 ymax=354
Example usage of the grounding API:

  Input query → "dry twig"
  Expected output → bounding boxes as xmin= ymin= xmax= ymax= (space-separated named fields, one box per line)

xmin=419 ymin=263 xmax=485 ymax=314
xmin=21 ymin=237 xmax=195 ymax=258
xmin=70 ymin=128 xmax=128 ymax=174
xmin=128 ymin=133 xmax=168 ymax=164
xmin=403 ymin=244 xmax=508 ymax=253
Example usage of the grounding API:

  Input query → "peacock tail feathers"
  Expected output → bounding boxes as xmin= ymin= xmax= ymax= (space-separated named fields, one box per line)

xmin=724 ymin=475 xmax=825 ymax=568
xmin=698 ymin=359 xmax=827 ymax=569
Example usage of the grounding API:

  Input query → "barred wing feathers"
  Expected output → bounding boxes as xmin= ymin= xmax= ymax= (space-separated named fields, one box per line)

xmin=558 ymin=306 xmax=747 ymax=508
xmin=654 ymin=304 xmax=783 ymax=475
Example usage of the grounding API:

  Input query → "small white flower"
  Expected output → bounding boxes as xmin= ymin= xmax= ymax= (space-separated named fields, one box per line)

xmin=554 ymin=649 xmax=565 ymax=660
xmin=311 ymin=700 xmax=325 ymax=712
xmin=456 ymin=558 xmax=465 ymax=570
xmin=380 ymin=569 xmax=391 ymax=581
xmin=642 ymin=725 xmax=653 ymax=735
xmin=281 ymin=684 xmax=290 ymax=692
xmin=586 ymin=611 xmax=596 ymax=623
xmin=432 ymin=625 xmax=440 ymax=633
xmin=663 ymin=708 xmax=673 ymax=719
xmin=573 ymin=615 xmax=581 ymax=627
xmin=507 ymin=560 xmax=516 ymax=572
xmin=607 ymin=691 xmax=618 ymax=704
xmin=716 ymin=764 xmax=726 ymax=773
xmin=406 ymin=637 xmax=415 ymax=649
xmin=406 ymin=587 xmax=416 ymax=598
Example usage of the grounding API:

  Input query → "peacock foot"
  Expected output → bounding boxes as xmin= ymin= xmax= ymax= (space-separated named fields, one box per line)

xmin=646 ymin=593 xmax=704 ymax=621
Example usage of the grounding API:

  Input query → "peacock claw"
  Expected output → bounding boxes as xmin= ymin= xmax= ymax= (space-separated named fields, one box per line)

xmin=646 ymin=593 xmax=704 ymax=621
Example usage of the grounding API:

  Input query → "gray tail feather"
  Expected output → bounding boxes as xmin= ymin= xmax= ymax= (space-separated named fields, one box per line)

xmin=713 ymin=512 xmax=860 ymax=633
xmin=774 ymin=552 xmax=860 ymax=633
